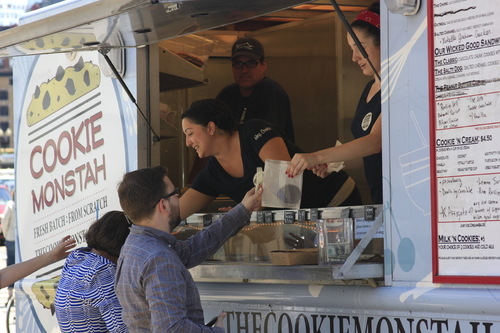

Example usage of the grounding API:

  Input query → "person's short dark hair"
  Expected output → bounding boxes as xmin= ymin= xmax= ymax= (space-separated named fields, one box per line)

xmin=351 ymin=2 xmax=380 ymax=46
xmin=85 ymin=211 xmax=130 ymax=258
xmin=181 ymin=99 xmax=238 ymax=132
xmin=231 ymin=37 xmax=265 ymax=61
xmin=118 ymin=166 xmax=169 ymax=223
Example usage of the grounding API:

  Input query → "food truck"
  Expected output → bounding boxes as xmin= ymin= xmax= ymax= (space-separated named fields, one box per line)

xmin=1 ymin=0 xmax=499 ymax=331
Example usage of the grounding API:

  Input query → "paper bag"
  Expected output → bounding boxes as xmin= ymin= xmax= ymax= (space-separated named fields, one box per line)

xmin=261 ymin=159 xmax=302 ymax=209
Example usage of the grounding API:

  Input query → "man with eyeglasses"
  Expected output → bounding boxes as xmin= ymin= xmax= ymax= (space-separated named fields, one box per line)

xmin=216 ymin=37 xmax=295 ymax=143
xmin=115 ymin=166 xmax=263 ymax=332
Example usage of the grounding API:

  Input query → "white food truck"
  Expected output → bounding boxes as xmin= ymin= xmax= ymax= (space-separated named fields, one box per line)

xmin=1 ymin=0 xmax=499 ymax=331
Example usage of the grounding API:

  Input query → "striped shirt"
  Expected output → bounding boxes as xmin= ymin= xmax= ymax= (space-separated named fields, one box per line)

xmin=115 ymin=203 xmax=251 ymax=332
xmin=55 ymin=248 xmax=128 ymax=333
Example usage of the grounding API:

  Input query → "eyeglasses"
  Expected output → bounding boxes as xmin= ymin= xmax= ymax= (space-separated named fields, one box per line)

xmin=154 ymin=187 xmax=180 ymax=207
xmin=232 ymin=60 xmax=260 ymax=69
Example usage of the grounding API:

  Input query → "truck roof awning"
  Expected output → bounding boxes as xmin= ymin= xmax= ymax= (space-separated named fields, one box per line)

xmin=0 ymin=0 xmax=310 ymax=57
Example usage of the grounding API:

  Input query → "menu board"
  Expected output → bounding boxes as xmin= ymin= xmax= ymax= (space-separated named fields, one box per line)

xmin=429 ymin=0 xmax=500 ymax=284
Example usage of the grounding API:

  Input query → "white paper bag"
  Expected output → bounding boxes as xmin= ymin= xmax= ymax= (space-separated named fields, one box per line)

xmin=261 ymin=159 xmax=302 ymax=209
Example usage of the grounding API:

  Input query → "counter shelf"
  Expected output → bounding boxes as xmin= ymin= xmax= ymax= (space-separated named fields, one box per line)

xmin=176 ymin=205 xmax=384 ymax=285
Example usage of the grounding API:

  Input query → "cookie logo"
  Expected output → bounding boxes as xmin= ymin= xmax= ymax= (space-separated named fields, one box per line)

xmin=21 ymin=32 xmax=97 ymax=52
xmin=277 ymin=184 xmax=301 ymax=204
xmin=27 ymin=56 xmax=101 ymax=127
xmin=31 ymin=276 xmax=60 ymax=316
xmin=361 ymin=112 xmax=373 ymax=132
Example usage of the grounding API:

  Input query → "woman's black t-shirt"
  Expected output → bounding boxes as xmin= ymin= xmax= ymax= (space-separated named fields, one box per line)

xmin=191 ymin=119 xmax=350 ymax=208
xmin=351 ymin=80 xmax=382 ymax=204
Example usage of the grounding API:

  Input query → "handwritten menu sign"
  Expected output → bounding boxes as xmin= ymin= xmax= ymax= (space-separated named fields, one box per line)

xmin=430 ymin=0 xmax=500 ymax=283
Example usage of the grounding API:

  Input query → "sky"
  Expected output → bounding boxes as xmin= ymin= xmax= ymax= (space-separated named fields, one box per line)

xmin=0 ymin=0 xmax=30 ymax=26
xmin=0 ymin=1 xmax=66 ymax=26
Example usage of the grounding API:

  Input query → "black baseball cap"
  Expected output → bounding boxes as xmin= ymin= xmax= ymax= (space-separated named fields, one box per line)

xmin=231 ymin=37 xmax=265 ymax=61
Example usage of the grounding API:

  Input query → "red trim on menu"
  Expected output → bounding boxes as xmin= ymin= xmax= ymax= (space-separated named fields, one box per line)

xmin=428 ymin=0 xmax=441 ymax=284
xmin=428 ymin=0 xmax=500 ymax=285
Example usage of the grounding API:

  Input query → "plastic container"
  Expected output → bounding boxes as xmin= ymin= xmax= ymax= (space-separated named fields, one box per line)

xmin=160 ymin=34 xmax=217 ymax=70
xmin=317 ymin=218 xmax=353 ymax=263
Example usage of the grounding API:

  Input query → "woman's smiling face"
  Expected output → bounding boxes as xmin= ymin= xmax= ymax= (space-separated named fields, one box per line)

xmin=182 ymin=118 xmax=213 ymax=158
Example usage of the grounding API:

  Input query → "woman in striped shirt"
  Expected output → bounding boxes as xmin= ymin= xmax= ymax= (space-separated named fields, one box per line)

xmin=55 ymin=211 xmax=130 ymax=333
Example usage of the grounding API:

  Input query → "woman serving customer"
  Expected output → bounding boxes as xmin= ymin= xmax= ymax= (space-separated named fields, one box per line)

xmin=179 ymin=99 xmax=362 ymax=220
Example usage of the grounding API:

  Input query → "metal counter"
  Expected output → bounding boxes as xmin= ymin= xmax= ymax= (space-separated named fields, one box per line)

xmin=190 ymin=262 xmax=383 ymax=285
xmin=181 ymin=205 xmax=385 ymax=286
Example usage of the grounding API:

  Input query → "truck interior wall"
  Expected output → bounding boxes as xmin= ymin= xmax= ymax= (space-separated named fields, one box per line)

xmin=138 ymin=45 xmax=157 ymax=169
xmin=158 ymin=12 xmax=374 ymax=204
xmin=158 ymin=87 xmax=190 ymax=187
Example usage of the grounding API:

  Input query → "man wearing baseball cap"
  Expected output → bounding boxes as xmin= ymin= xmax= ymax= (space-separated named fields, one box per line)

xmin=216 ymin=37 xmax=295 ymax=142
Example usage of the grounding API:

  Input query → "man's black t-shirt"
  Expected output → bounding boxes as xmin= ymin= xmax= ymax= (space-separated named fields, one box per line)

xmin=216 ymin=77 xmax=295 ymax=143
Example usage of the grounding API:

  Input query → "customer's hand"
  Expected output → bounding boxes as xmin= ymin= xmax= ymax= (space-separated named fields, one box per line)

xmin=49 ymin=236 xmax=76 ymax=263
xmin=241 ymin=186 xmax=264 ymax=212
xmin=214 ymin=312 xmax=228 ymax=328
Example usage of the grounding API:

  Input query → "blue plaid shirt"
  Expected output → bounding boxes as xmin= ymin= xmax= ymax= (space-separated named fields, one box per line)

xmin=115 ymin=203 xmax=250 ymax=332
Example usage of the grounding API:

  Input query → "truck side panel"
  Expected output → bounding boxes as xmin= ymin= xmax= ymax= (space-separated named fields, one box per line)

xmin=13 ymin=48 xmax=138 ymax=332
